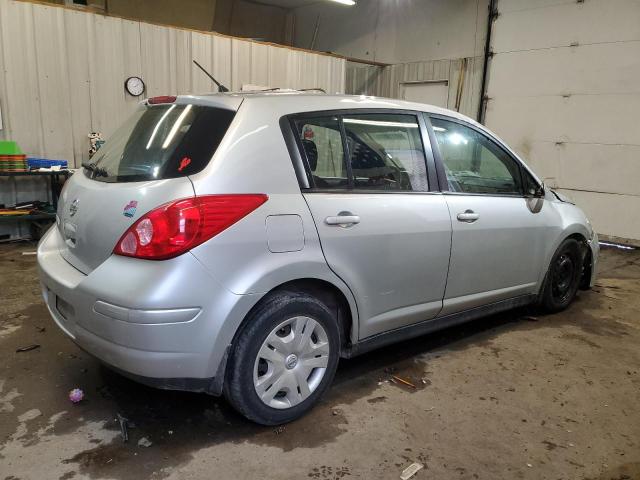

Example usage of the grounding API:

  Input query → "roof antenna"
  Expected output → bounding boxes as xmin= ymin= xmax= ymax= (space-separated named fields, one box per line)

xmin=193 ymin=60 xmax=229 ymax=92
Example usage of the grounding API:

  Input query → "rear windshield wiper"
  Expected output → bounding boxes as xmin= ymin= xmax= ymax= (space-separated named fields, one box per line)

xmin=82 ymin=162 xmax=109 ymax=178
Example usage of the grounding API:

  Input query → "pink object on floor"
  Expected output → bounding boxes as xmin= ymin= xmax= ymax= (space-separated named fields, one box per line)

xmin=69 ymin=388 xmax=84 ymax=403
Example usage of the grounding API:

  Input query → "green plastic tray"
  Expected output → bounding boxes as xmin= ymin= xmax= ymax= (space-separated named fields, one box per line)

xmin=0 ymin=141 xmax=23 ymax=155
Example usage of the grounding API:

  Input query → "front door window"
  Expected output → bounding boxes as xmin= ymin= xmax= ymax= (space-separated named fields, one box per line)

xmin=431 ymin=118 xmax=522 ymax=196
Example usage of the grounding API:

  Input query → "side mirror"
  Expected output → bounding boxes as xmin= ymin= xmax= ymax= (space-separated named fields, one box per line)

xmin=527 ymin=182 xmax=545 ymax=198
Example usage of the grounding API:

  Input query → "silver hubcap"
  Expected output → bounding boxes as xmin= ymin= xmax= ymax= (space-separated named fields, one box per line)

xmin=253 ymin=316 xmax=330 ymax=409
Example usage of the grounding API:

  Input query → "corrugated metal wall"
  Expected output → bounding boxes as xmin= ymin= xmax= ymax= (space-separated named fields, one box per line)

xmin=0 ymin=0 xmax=346 ymax=168
xmin=484 ymin=0 xmax=640 ymax=240
xmin=345 ymin=56 xmax=483 ymax=120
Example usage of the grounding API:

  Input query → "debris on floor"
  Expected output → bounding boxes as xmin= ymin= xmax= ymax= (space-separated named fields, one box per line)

xmin=117 ymin=413 xmax=130 ymax=442
xmin=400 ymin=462 xmax=424 ymax=480
xmin=68 ymin=388 xmax=84 ymax=403
xmin=391 ymin=375 xmax=416 ymax=389
xmin=16 ymin=344 xmax=40 ymax=353
xmin=137 ymin=437 xmax=153 ymax=448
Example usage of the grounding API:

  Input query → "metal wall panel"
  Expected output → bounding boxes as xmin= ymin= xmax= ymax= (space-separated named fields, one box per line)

xmin=0 ymin=0 xmax=345 ymax=168
xmin=493 ymin=0 xmax=640 ymax=52
xmin=0 ymin=1 xmax=45 ymax=157
xmin=191 ymin=32 xmax=232 ymax=94
xmin=487 ymin=42 xmax=640 ymax=98
xmin=485 ymin=0 xmax=640 ymax=239
xmin=63 ymin=8 xmax=95 ymax=164
xmin=486 ymin=94 xmax=640 ymax=147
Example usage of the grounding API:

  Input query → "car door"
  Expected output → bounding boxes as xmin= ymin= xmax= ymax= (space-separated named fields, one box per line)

xmin=290 ymin=112 xmax=452 ymax=339
xmin=428 ymin=115 xmax=549 ymax=315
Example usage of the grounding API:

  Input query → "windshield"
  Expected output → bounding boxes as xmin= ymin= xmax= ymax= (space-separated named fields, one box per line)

xmin=87 ymin=104 xmax=235 ymax=183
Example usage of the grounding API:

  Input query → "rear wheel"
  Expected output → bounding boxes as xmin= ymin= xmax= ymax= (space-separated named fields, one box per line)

xmin=224 ymin=291 xmax=340 ymax=425
xmin=540 ymin=238 xmax=584 ymax=312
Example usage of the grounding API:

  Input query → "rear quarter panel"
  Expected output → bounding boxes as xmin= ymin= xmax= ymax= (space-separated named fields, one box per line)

xmin=188 ymin=99 xmax=360 ymax=342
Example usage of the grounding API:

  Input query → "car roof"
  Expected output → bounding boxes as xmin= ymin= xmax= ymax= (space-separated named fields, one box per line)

xmin=176 ymin=91 xmax=479 ymax=127
xmin=170 ymin=90 xmax=541 ymax=185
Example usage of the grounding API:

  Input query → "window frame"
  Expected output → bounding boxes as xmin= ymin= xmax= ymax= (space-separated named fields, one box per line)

xmin=281 ymin=109 xmax=439 ymax=194
xmin=425 ymin=112 xmax=540 ymax=198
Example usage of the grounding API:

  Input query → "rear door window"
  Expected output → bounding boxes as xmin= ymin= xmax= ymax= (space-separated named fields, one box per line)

xmin=88 ymin=104 xmax=235 ymax=183
xmin=291 ymin=112 xmax=429 ymax=192
xmin=292 ymin=116 xmax=348 ymax=189
xmin=342 ymin=114 xmax=427 ymax=191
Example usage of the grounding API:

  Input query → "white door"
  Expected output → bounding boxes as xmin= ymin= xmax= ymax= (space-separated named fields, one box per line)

xmin=401 ymin=81 xmax=449 ymax=108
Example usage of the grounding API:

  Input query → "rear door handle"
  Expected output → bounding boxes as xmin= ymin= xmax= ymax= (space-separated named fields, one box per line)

xmin=325 ymin=213 xmax=360 ymax=227
xmin=457 ymin=210 xmax=479 ymax=223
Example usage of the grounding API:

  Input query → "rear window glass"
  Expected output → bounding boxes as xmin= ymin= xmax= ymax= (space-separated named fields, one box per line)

xmin=87 ymin=104 xmax=235 ymax=183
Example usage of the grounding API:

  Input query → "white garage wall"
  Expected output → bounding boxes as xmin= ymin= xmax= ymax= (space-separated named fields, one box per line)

xmin=293 ymin=0 xmax=488 ymax=65
xmin=296 ymin=1 xmax=489 ymax=121
xmin=484 ymin=0 xmax=640 ymax=240
xmin=346 ymin=57 xmax=484 ymax=119
xmin=0 ymin=0 xmax=345 ymax=168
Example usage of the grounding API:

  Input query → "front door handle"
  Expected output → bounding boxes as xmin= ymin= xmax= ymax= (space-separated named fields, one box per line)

xmin=325 ymin=212 xmax=360 ymax=227
xmin=457 ymin=210 xmax=479 ymax=223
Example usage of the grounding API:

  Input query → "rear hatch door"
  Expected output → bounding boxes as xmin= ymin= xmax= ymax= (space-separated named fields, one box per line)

xmin=57 ymin=99 xmax=238 ymax=274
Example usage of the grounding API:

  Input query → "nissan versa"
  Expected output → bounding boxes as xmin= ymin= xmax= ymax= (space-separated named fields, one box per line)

xmin=37 ymin=92 xmax=598 ymax=425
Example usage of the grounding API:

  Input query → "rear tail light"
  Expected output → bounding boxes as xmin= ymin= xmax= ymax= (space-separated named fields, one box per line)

xmin=113 ymin=194 xmax=268 ymax=260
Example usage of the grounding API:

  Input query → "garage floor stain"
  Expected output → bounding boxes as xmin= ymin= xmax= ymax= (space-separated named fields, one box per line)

xmin=1 ymin=243 xmax=639 ymax=479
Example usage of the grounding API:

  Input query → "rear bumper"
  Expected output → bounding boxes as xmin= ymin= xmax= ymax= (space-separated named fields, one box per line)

xmin=37 ymin=226 xmax=257 ymax=387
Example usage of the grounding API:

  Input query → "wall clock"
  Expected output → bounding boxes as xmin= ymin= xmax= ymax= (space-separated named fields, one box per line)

xmin=125 ymin=76 xmax=145 ymax=96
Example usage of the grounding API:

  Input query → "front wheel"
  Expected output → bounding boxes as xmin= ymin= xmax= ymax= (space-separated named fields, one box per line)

xmin=539 ymin=238 xmax=584 ymax=312
xmin=224 ymin=291 xmax=340 ymax=425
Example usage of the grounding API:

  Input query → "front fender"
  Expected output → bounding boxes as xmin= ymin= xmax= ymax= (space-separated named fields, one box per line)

xmin=537 ymin=201 xmax=596 ymax=291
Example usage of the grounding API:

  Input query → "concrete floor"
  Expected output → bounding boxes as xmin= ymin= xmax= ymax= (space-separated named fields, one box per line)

xmin=1 ymin=243 xmax=639 ymax=480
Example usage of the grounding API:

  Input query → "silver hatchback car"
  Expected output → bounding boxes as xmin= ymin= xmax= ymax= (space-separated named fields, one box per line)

xmin=38 ymin=92 xmax=598 ymax=425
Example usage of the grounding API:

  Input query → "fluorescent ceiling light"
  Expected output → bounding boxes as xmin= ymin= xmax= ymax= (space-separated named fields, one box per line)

xmin=328 ymin=0 xmax=356 ymax=5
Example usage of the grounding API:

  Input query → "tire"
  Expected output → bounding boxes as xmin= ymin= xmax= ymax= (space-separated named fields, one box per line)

xmin=539 ymin=238 xmax=584 ymax=313
xmin=224 ymin=291 xmax=340 ymax=425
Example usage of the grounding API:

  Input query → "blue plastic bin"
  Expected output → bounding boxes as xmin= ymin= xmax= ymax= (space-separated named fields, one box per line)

xmin=26 ymin=158 xmax=68 ymax=170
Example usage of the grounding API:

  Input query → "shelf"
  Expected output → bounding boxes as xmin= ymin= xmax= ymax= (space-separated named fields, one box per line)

xmin=0 ymin=213 xmax=55 ymax=223
xmin=0 ymin=171 xmax=71 ymax=177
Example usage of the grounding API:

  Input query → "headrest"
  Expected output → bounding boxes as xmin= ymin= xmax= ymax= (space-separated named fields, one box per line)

xmin=301 ymin=139 xmax=318 ymax=171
